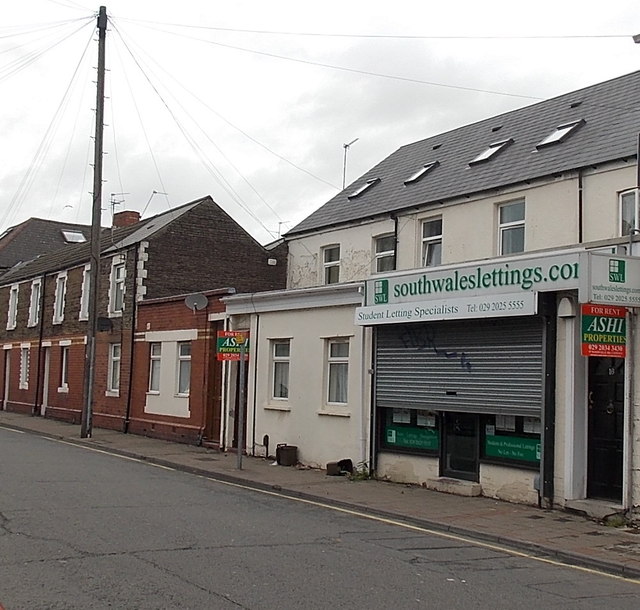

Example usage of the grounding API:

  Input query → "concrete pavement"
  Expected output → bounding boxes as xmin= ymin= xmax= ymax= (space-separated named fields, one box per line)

xmin=2 ymin=410 xmax=640 ymax=580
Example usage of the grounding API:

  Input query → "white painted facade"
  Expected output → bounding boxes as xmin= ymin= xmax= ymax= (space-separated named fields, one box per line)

xmin=227 ymin=150 xmax=640 ymax=518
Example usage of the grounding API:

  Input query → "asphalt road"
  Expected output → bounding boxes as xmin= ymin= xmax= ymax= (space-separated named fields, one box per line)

xmin=1 ymin=427 xmax=640 ymax=609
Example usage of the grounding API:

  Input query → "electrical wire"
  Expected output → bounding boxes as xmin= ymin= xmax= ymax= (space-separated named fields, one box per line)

xmin=0 ymin=24 xmax=95 ymax=229
xmin=117 ymin=18 xmax=633 ymax=41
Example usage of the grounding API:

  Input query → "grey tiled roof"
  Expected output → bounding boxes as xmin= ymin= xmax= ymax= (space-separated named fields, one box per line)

xmin=0 ymin=197 xmax=207 ymax=285
xmin=0 ymin=218 xmax=91 ymax=271
xmin=289 ymin=70 xmax=640 ymax=236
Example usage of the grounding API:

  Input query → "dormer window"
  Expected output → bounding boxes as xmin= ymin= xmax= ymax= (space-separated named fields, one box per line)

xmin=61 ymin=230 xmax=86 ymax=243
xmin=347 ymin=178 xmax=380 ymax=199
xmin=536 ymin=120 xmax=584 ymax=148
xmin=469 ymin=139 xmax=513 ymax=165
xmin=404 ymin=161 xmax=439 ymax=185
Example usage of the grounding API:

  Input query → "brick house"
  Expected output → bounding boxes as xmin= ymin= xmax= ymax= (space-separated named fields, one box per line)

xmin=0 ymin=196 xmax=287 ymax=447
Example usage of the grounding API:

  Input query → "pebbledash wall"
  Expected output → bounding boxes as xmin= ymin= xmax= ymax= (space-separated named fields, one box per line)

xmin=356 ymin=246 xmax=640 ymax=512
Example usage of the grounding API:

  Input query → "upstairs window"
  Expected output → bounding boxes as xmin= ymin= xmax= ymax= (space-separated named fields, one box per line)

xmin=109 ymin=257 xmax=126 ymax=315
xmin=61 ymin=230 xmax=86 ymax=243
xmin=499 ymin=201 xmax=525 ymax=255
xmin=323 ymin=245 xmax=340 ymax=284
xmin=620 ymin=189 xmax=640 ymax=236
xmin=271 ymin=340 xmax=290 ymax=400
xmin=53 ymin=272 xmax=67 ymax=324
xmin=374 ymin=234 xmax=395 ymax=273
xmin=404 ymin=161 xmax=439 ymax=185
xmin=7 ymin=284 xmax=19 ymax=330
xmin=422 ymin=218 xmax=442 ymax=267
xmin=536 ymin=120 xmax=584 ymax=148
xmin=28 ymin=278 xmax=42 ymax=328
xmin=347 ymin=178 xmax=380 ymax=199
xmin=469 ymin=139 xmax=513 ymax=165
xmin=79 ymin=264 xmax=90 ymax=321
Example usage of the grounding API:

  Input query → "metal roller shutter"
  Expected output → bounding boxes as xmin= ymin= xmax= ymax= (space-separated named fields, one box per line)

xmin=375 ymin=317 xmax=544 ymax=417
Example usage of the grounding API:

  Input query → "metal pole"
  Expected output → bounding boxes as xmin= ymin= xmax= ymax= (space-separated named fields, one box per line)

xmin=81 ymin=6 xmax=107 ymax=439
xmin=236 ymin=336 xmax=246 ymax=469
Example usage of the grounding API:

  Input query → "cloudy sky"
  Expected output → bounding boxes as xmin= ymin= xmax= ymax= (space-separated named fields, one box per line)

xmin=1 ymin=0 xmax=638 ymax=244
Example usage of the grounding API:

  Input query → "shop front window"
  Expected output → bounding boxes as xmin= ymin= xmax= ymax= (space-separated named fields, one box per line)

xmin=382 ymin=408 xmax=439 ymax=453
xmin=481 ymin=414 xmax=541 ymax=468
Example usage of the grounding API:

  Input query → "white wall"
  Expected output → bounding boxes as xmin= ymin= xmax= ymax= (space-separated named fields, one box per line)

xmin=245 ymin=303 xmax=370 ymax=468
xmin=286 ymin=166 xmax=633 ymax=291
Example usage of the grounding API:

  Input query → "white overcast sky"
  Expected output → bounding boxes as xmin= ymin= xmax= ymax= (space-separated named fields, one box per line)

xmin=1 ymin=0 xmax=638 ymax=244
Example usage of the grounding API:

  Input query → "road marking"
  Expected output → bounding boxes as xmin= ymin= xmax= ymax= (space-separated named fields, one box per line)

xmin=27 ymin=432 xmax=640 ymax=585
xmin=0 ymin=426 xmax=24 ymax=434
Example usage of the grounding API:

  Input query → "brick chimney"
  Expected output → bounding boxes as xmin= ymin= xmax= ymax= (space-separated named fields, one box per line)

xmin=113 ymin=210 xmax=141 ymax=228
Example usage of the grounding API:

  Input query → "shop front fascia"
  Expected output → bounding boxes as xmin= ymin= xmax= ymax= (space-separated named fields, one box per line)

xmin=356 ymin=251 xmax=584 ymax=506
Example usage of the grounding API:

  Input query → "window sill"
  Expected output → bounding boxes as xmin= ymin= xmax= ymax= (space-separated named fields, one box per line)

xmin=264 ymin=404 xmax=291 ymax=412
xmin=57 ymin=386 xmax=69 ymax=394
xmin=19 ymin=383 xmax=28 ymax=391
xmin=105 ymin=390 xmax=119 ymax=398
xmin=108 ymin=311 xmax=123 ymax=319
xmin=146 ymin=390 xmax=160 ymax=396
xmin=317 ymin=409 xmax=351 ymax=418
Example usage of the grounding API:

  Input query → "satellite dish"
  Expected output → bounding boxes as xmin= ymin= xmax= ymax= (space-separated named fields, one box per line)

xmin=184 ymin=293 xmax=208 ymax=312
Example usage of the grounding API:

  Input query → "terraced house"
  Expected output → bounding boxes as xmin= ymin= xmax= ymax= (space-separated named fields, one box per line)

xmin=0 ymin=196 xmax=287 ymax=449
xmin=225 ymin=70 xmax=640 ymax=520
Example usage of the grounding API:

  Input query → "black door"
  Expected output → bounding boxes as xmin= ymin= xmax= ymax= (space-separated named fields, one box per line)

xmin=441 ymin=412 xmax=479 ymax=482
xmin=587 ymin=357 xmax=624 ymax=502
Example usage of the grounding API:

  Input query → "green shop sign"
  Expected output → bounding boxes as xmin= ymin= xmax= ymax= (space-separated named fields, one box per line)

xmin=385 ymin=425 xmax=438 ymax=451
xmin=485 ymin=435 xmax=540 ymax=463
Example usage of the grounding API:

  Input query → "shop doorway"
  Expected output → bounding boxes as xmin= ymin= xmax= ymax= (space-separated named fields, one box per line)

xmin=587 ymin=357 xmax=624 ymax=502
xmin=442 ymin=412 xmax=479 ymax=482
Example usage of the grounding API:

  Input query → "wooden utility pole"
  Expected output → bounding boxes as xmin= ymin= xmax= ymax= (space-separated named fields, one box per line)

xmin=81 ymin=6 xmax=107 ymax=438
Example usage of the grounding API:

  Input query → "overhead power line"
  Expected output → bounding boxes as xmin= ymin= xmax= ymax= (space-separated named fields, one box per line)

xmin=116 ymin=18 xmax=633 ymax=41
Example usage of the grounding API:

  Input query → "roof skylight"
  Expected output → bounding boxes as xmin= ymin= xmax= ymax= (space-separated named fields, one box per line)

xmin=404 ymin=161 xmax=439 ymax=185
xmin=536 ymin=120 xmax=584 ymax=148
xmin=347 ymin=178 xmax=381 ymax=199
xmin=62 ymin=230 xmax=87 ymax=243
xmin=469 ymin=139 xmax=513 ymax=165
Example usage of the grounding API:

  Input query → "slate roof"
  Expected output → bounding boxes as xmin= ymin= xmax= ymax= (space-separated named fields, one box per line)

xmin=289 ymin=70 xmax=640 ymax=236
xmin=0 ymin=197 xmax=206 ymax=285
xmin=0 ymin=218 xmax=92 ymax=272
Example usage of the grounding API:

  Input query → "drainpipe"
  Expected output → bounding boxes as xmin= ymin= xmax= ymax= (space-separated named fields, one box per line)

xmin=251 ymin=313 xmax=260 ymax=456
xmin=577 ymin=170 xmax=584 ymax=243
xmin=392 ymin=215 xmax=399 ymax=270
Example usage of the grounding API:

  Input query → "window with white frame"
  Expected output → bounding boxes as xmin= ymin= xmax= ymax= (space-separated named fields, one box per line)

xmin=327 ymin=339 xmax=349 ymax=405
xmin=28 ymin=279 xmax=42 ymax=328
xmin=79 ymin=264 xmax=90 ymax=321
xmin=53 ymin=272 xmax=67 ymax=324
xmin=19 ymin=346 xmax=29 ymax=389
xmin=271 ymin=340 xmax=290 ymax=400
xmin=620 ymin=189 xmax=640 ymax=236
xmin=60 ymin=345 xmax=69 ymax=390
xmin=107 ymin=343 xmax=121 ymax=394
xmin=148 ymin=342 xmax=161 ymax=392
xmin=109 ymin=257 xmax=126 ymax=315
xmin=374 ymin=235 xmax=395 ymax=273
xmin=421 ymin=218 xmax=442 ymax=267
xmin=498 ymin=201 xmax=525 ymax=255
xmin=176 ymin=341 xmax=191 ymax=395
xmin=7 ymin=284 xmax=19 ymax=330
xmin=322 ymin=245 xmax=340 ymax=284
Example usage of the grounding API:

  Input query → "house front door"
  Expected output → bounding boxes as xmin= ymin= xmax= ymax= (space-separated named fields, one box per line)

xmin=587 ymin=357 xmax=624 ymax=502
